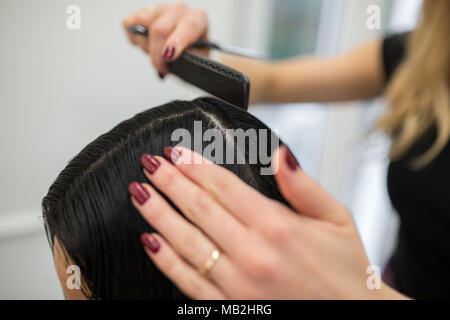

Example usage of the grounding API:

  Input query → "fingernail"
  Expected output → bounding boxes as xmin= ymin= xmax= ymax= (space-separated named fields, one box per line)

xmin=141 ymin=154 xmax=160 ymax=174
xmin=140 ymin=233 xmax=160 ymax=254
xmin=129 ymin=182 xmax=150 ymax=205
xmin=157 ymin=72 xmax=165 ymax=80
xmin=163 ymin=46 xmax=175 ymax=61
xmin=163 ymin=147 xmax=181 ymax=164
xmin=285 ymin=147 xmax=300 ymax=171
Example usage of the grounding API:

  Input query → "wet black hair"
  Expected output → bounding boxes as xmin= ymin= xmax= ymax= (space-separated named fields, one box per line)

xmin=42 ymin=97 xmax=289 ymax=299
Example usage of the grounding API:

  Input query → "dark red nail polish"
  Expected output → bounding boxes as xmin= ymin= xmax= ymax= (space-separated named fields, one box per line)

xmin=141 ymin=154 xmax=160 ymax=174
xmin=140 ymin=233 xmax=160 ymax=253
xmin=163 ymin=46 xmax=175 ymax=61
xmin=129 ymin=182 xmax=150 ymax=205
xmin=157 ymin=72 xmax=165 ymax=80
xmin=163 ymin=147 xmax=180 ymax=164
xmin=285 ymin=147 xmax=300 ymax=171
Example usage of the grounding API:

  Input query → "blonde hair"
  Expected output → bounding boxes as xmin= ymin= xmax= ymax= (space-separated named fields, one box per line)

xmin=376 ymin=0 xmax=450 ymax=168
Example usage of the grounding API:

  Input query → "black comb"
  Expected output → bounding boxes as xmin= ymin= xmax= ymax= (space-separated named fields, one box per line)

xmin=127 ymin=25 xmax=251 ymax=110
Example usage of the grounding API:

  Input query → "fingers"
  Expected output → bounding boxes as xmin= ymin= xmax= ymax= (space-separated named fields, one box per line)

xmin=163 ymin=146 xmax=288 ymax=229
xmin=123 ymin=4 xmax=209 ymax=74
xmin=131 ymin=10 xmax=153 ymax=50
xmin=272 ymin=146 xmax=351 ymax=225
xmin=141 ymin=233 xmax=226 ymax=300
xmin=149 ymin=3 xmax=186 ymax=74
xmin=130 ymin=182 xmax=216 ymax=268
xmin=138 ymin=152 xmax=249 ymax=260
xmin=130 ymin=182 xmax=250 ymax=297
xmin=122 ymin=8 xmax=160 ymax=52
xmin=163 ymin=9 xmax=209 ymax=61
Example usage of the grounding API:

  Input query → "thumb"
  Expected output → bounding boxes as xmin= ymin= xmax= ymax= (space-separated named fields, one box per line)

xmin=272 ymin=146 xmax=350 ymax=225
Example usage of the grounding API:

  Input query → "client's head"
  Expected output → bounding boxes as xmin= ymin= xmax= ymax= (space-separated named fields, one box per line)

xmin=42 ymin=97 xmax=289 ymax=299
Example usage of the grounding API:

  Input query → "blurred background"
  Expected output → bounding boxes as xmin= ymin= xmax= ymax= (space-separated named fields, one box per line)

xmin=0 ymin=0 xmax=422 ymax=299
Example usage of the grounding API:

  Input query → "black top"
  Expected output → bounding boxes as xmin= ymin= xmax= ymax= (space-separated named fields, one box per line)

xmin=383 ymin=33 xmax=450 ymax=299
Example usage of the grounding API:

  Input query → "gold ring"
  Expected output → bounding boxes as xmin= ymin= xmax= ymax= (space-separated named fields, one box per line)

xmin=198 ymin=249 xmax=220 ymax=276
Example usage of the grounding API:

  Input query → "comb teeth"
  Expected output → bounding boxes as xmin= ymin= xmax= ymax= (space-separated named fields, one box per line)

xmin=127 ymin=25 xmax=250 ymax=109
xmin=168 ymin=51 xmax=249 ymax=110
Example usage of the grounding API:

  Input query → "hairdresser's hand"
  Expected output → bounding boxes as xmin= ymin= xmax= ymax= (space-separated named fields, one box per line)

xmin=122 ymin=3 xmax=208 ymax=77
xmin=129 ymin=146 xmax=406 ymax=300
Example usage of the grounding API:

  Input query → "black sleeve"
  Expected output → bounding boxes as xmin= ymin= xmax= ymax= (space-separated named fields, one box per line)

xmin=382 ymin=32 xmax=409 ymax=84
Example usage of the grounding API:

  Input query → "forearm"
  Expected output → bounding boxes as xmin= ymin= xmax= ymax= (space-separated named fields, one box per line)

xmin=221 ymin=39 xmax=385 ymax=105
